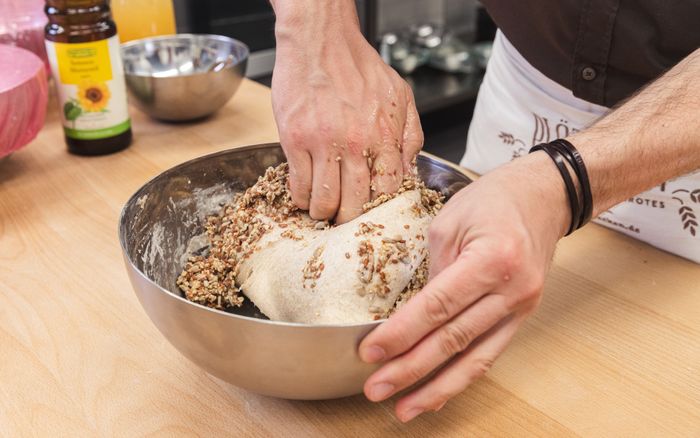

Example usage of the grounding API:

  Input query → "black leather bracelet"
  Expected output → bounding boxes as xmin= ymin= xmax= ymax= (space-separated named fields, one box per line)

xmin=530 ymin=144 xmax=581 ymax=235
xmin=549 ymin=139 xmax=593 ymax=229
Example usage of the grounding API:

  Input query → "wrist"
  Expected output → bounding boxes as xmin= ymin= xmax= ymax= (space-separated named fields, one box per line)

xmin=503 ymin=152 xmax=572 ymax=241
xmin=272 ymin=0 xmax=363 ymax=49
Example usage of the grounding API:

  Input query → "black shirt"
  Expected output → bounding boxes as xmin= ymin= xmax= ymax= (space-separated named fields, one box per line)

xmin=481 ymin=0 xmax=700 ymax=107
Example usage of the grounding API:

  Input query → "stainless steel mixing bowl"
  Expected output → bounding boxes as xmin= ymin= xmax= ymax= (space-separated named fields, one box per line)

xmin=118 ymin=143 xmax=471 ymax=400
xmin=121 ymin=34 xmax=248 ymax=121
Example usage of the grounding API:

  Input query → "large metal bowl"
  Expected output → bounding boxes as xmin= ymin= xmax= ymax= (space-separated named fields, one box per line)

xmin=121 ymin=34 xmax=248 ymax=121
xmin=118 ymin=143 xmax=471 ymax=400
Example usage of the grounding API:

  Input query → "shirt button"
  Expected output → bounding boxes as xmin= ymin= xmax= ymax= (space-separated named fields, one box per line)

xmin=581 ymin=66 xmax=597 ymax=81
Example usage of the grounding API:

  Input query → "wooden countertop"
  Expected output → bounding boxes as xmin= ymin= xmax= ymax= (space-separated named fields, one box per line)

xmin=1 ymin=79 xmax=698 ymax=437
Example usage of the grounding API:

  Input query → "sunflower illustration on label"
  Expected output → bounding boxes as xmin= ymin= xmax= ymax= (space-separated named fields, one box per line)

xmin=46 ymin=36 xmax=130 ymax=141
xmin=62 ymin=81 xmax=113 ymax=128
xmin=78 ymin=81 xmax=111 ymax=112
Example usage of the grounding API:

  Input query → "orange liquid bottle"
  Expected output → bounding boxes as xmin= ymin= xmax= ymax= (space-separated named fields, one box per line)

xmin=110 ymin=0 xmax=176 ymax=43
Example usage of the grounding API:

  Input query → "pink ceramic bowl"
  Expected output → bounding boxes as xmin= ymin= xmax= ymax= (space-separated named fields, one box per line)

xmin=0 ymin=45 xmax=49 ymax=159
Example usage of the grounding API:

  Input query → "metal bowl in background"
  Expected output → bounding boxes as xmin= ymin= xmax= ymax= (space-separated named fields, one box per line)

xmin=118 ymin=143 xmax=471 ymax=400
xmin=121 ymin=34 xmax=248 ymax=121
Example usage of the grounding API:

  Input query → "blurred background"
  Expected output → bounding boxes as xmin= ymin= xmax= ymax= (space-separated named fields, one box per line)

xmin=0 ymin=0 xmax=496 ymax=163
xmin=171 ymin=0 xmax=497 ymax=164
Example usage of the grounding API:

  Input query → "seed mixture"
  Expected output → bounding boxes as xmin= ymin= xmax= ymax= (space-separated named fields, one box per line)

xmin=385 ymin=256 xmax=430 ymax=317
xmin=177 ymin=162 xmax=444 ymax=319
xmin=302 ymin=245 xmax=326 ymax=289
xmin=363 ymin=175 xmax=443 ymax=216
xmin=177 ymin=163 xmax=302 ymax=309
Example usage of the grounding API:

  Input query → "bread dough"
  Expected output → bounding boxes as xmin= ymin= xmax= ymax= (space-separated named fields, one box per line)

xmin=178 ymin=164 xmax=442 ymax=324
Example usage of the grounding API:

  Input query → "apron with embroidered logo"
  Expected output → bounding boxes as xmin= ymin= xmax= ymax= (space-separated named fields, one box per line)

xmin=461 ymin=31 xmax=700 ymax=263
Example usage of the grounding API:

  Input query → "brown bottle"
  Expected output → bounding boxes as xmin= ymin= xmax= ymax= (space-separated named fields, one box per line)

xmin=45 ymin=0 xmax=132 ymax=155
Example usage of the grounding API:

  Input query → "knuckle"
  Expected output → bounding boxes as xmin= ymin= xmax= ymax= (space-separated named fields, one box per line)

xmin=404 ymin=81 xmax=416 ymax=98
xmin=376 ymin=151 xmax=401 ymax=169
xmin=423 ymin=288 xmax=455 ymax=326
xmin=422 ymin=358 xmax=496 ymax=413
xmin=289 ymin=174 xmax=311 ymax=193
xmin=291 ymin=190 xmax=310 ymax=208
xmin=373 ymin=176 xmax=400 ymax=195
xmin=340 ymin=151 xmax=364 ymax=168
xmin=315 ymin=121 xmax=333 ymax=139
xmin=390 ymin=328 xmax=415 ymax=354
xmin=402 ymin=362 xmax=428 ymax=385
xmin=472 ymin=356 xmax=495 ymax=378
xmin=344 ymin=131 xmax=365 ymax=151
xmin=438 ymin=324 xmax=474 ymax=357
xmin=498 ymin=238 xmax=524 ymax=272
xmin=484 ymin=235 xmax=525 ymax=277
xmin=524 ymin=273 xmax=545 ymax=298
xmin=310 ymin=193 xmax=338 ymax=218
xmin=288 ymin=180 xmax=311 ymax=209
xmin=312 ymin=191 xmax=337 ymax=209
xmin=378 ymin=321 xmax=408 ymax=346
xmin=411 ymin=129 xmax=425 ymax=149
xmin=429 ymin=390 xmax=459 ymax=412
xmin=284 ymin=127 xmax=308 ymax=148
xmin=430 ymin=395 xmax=452 ymax=412
xmin=518 ymin=273 xmax=545 ymax=309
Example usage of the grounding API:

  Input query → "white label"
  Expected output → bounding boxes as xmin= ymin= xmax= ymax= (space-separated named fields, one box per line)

xmin=45 ymin=35 xmax=131 ymax=140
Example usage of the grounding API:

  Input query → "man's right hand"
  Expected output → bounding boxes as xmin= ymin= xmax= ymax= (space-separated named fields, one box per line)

xmin=270 ymin=0 xmax=423 ymax=224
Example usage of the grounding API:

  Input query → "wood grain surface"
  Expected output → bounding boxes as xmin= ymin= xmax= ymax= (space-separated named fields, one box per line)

xmin=1 ymin=79 xmax=698 ymax=437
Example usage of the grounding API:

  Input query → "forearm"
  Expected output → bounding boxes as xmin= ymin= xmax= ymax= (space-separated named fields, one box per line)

xmin=270 ymin=0 xmax=375 ymax=108
xmin=570 ymin=49 xmax=700 ymax=217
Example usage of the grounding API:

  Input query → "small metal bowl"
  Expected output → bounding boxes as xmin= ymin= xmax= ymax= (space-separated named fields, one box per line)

xmin=118 ymin=143 xmax=471 ymax=400
xmin=121 ymin=34 xmax=249 ymax=121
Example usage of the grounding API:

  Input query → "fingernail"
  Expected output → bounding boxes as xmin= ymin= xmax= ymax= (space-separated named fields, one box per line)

xmin=361 ymin=345 xmax=386 ymax=363
xmin=435 ymin=401 xmax=447 ymax=412
xmin=369 ymin=382 xmax=394 ymax=401
xmin=401 ymin=407 xmax=424 ymax=422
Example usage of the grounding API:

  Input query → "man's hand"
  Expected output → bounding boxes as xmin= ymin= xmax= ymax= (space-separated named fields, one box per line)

xmin=359 ymin=152 xmax=570 ymax=422
xmin=358 ymin=47 xmax=700 ymax=422
xmin=270 ymin=0 xmax=422 ymax=223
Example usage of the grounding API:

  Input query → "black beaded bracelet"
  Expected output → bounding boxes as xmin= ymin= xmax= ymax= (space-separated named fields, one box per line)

xmin=530 ymin=139 xmax=594 ymax=235
xmin=530 ymin=143 xmax=581 ymax=235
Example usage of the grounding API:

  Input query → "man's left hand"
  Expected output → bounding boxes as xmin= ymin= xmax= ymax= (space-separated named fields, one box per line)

xmin=359 ymin=152 xmax=569 ymax=421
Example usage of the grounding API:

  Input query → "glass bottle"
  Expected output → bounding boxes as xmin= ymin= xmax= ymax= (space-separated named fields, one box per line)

xmin=44 ymin=0 xmax=132 ymax=155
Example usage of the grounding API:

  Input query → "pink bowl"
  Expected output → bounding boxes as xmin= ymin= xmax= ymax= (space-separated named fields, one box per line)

xmin=0 ymin=0 xmax=49 ymax=74
xmin=0 ymin=45 xmax=49 ymax=158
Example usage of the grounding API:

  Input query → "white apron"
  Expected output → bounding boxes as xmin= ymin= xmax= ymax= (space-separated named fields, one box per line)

xmin=461 ymin=31 xmax=700 ymax=263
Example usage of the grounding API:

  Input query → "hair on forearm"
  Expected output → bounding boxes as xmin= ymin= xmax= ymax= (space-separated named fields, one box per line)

xmin=569 ymin=49 xmax=700 ymax=216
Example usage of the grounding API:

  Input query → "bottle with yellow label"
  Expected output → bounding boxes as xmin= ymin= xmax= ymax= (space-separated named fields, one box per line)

xmin=45 ymin=0 xmax=132 ymax=155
